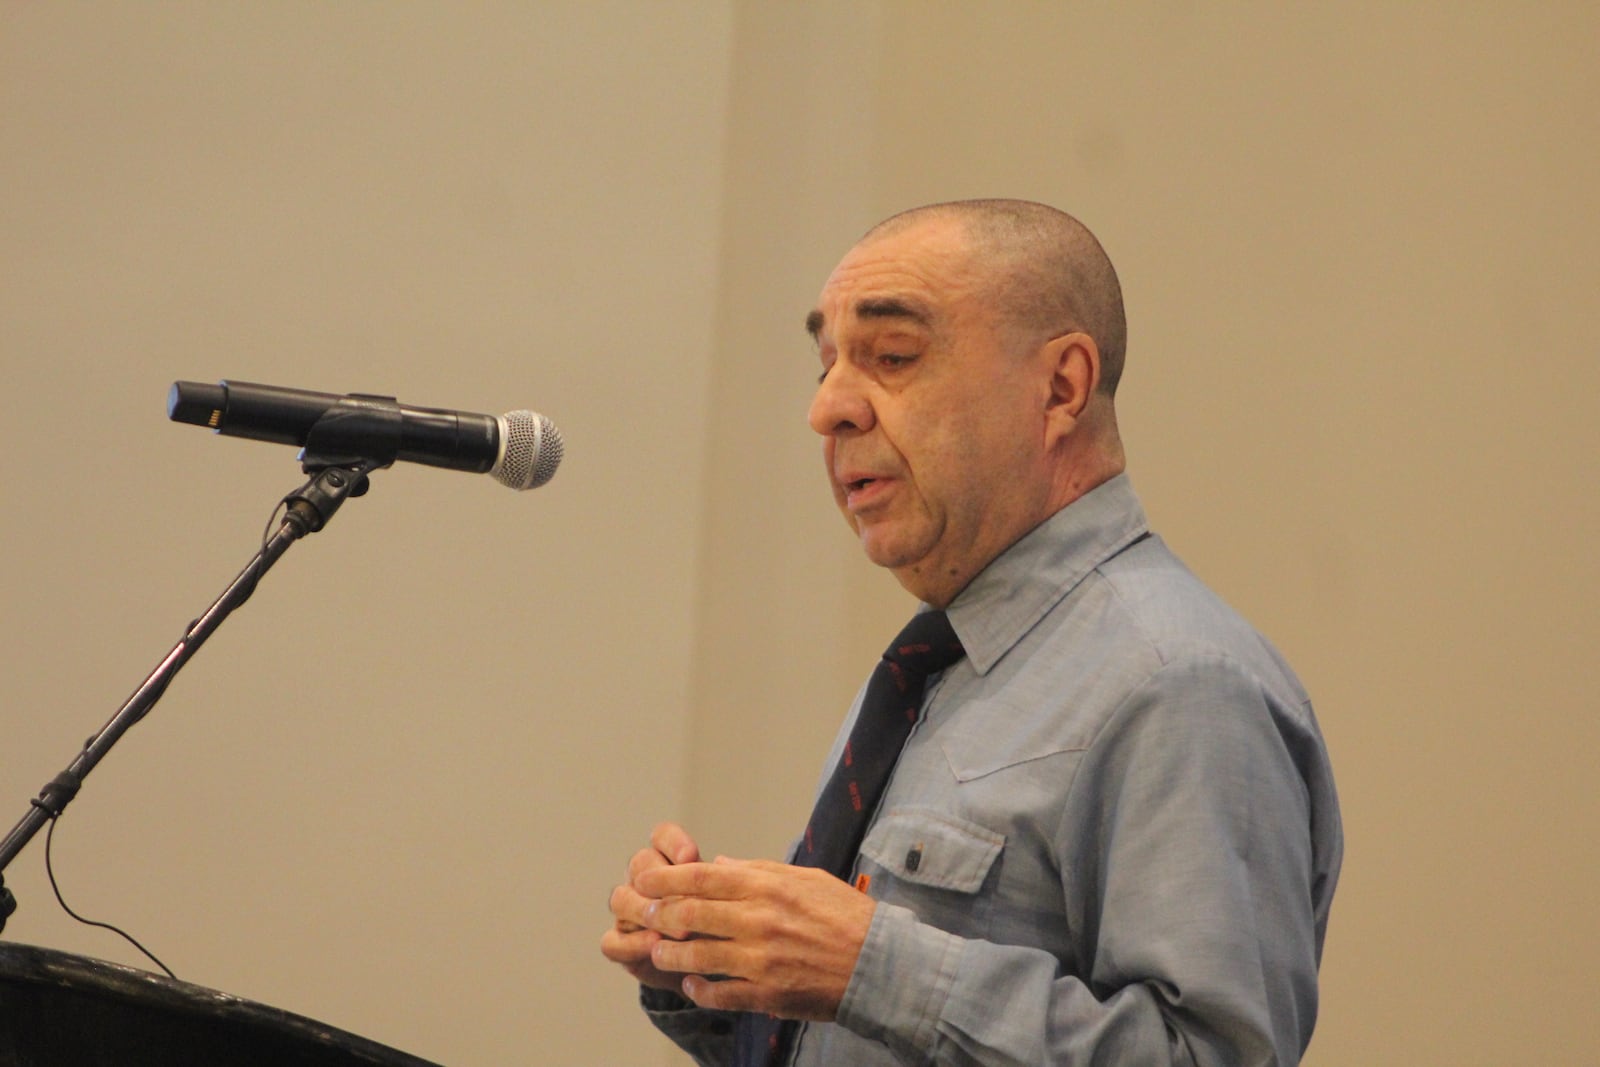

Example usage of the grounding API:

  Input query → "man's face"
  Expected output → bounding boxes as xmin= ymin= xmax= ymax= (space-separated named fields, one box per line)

xmin=807 ymin=217 xmax=1055 ymax=605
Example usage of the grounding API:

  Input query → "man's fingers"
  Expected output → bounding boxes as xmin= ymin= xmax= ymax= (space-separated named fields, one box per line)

xmin=711 ymin=855 xmax=785 ymax=872
xmin=600 ymin=925 xmax=664 ymax=981
xmin=641 ymin=894 xmax=744 ymax=941
xmin=625 ymin=859 xmax=872 ymax=1022
xmin=601 ymin=824 xmax=715 ymax=994
xmin=600 ymin=925 xmax=691 ymax=994
xmin=649 ymin=821 xmax=702 ymax=866
xmin=600 ymin=924 xmax=657 ymax=965
xmin=626 ymin=824 xmax=702 ymax=884
xmin=609 ymin=881 xmax=661 ymax=932
xmin=635 ymin=859 xmax=762 ymax=901
xmin=681 ymin=973 xmax=760 ymax=1013
xmin=650 ymin=928 xmax=738 ymax=977
xmin=627 ymin=845 xmax=670 ymax=883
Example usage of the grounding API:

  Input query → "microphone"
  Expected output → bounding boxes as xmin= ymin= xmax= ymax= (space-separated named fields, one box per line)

xmin=167 ymin=380 xmax=564 ymax=490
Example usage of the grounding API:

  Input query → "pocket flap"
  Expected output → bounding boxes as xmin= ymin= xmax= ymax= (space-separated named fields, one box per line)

xmin=858 ymin=809 xmax=1004 ymax=894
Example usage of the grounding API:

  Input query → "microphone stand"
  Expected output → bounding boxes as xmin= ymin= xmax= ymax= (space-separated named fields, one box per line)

xmin=0 ymin=400 xmax=405 ymax=935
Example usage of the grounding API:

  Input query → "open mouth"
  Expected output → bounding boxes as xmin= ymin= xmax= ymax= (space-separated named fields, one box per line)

xmin=848 ymin=477 xmax=876 ymax=491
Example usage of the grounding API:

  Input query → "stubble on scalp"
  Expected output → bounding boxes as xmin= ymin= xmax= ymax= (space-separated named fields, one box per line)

xmin=861 ymin=199 xmax=1128 ymax=395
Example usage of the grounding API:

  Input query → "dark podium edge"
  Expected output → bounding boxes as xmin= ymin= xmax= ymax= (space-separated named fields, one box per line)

xmin=0 ymin=943 xmax=444 ymax=1066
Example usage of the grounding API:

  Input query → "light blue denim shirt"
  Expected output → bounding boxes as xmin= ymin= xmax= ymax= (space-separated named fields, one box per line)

xmin=648 ymin=475 xmax=1342 ymax=1066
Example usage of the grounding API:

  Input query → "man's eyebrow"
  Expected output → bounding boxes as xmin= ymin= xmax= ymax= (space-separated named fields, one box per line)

xmin=856 ymin=297 xmax=932 ymax=327
xmin=805 ymin=298 xmax=932 ymax=342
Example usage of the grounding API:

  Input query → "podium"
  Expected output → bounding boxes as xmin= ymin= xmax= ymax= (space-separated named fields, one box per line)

xmin=0 ymin=944 xmax=442 ymax=1066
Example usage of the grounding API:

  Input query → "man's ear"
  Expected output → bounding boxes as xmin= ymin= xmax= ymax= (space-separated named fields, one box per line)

xmin=1041 ymin=331 xmax=1100 ymax=448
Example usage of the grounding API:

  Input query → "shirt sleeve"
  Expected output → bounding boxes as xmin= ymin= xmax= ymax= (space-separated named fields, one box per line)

xmin=640 ymin=985 xmax=739 ymax=1066
xmin=833 ymin=652 xmax=1330 ymax=1065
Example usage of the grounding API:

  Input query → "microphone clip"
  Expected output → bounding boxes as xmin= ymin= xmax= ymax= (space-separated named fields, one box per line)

xmin=285 ymin=395 xmax=402 ymax=532
xmin=296 ymin=394 xmax=403 ymax=474
xmin=284 ymin=461 xmax=382 ymax=535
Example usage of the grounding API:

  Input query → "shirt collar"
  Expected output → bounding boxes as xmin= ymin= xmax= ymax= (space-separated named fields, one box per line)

xmin=944 ymin=473 xmax=1150 ymax=675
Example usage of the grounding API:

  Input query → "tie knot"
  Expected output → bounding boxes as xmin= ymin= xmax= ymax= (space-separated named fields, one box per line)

xmin=882 ymin=610 xmax=966 ymax=677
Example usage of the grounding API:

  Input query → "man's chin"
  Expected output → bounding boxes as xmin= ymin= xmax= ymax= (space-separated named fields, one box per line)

xmin=856 ymin=526 xmax=930 ymax=572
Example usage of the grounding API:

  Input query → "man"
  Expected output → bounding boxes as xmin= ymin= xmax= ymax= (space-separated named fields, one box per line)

xmin=602 ymin=199 xmax=1342 ymax=1065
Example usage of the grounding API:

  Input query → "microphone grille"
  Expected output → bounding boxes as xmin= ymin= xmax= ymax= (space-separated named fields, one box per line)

xmin=492 ymin=411 xmax=564 ymax=490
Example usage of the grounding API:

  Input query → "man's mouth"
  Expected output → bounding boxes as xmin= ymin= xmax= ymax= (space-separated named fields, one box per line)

xmin=842 ymin=475 xmax=892 ymax=511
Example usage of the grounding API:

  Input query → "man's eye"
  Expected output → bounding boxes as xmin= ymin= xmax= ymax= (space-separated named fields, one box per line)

xmin=878 ymin=353 xmax=915 ymax=369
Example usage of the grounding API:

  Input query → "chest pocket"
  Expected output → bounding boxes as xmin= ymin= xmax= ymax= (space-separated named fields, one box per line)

xmin=858 ymin=809 xmax=1004 ymax=893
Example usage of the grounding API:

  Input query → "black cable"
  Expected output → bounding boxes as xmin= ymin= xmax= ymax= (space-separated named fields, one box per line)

xmin=228 ymin=492 xmax=291 ymax=606
xmin=44 ymin=815 xmax=177 ymax=981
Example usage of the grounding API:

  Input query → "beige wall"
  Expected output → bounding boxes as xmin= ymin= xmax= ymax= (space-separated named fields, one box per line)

xmin=2 ymin=4 xmax=1596 ymax=1065
xmin=0 ymin=4 xmax=731 ymax=1063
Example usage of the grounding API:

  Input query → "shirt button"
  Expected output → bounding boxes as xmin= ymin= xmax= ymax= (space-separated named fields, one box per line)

xmin=905 ymin=846 xmax=922 ymax=872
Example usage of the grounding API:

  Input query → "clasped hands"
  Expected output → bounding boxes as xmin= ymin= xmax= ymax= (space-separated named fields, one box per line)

xmin=601 ymin=822 xmax=876 ymax=1022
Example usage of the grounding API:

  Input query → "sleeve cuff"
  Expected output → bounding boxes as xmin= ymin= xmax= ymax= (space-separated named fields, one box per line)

xmin=639 ymin=985 xmax=738 ymax=1065
xmin=836 ymin=901 xmax=964 ymax=1060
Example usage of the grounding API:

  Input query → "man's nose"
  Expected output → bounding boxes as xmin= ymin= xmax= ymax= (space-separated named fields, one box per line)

xmin=808 ymin=363 xmax=875 ymax=437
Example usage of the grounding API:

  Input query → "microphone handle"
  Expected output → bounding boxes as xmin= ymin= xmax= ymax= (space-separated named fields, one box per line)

xmin=168 ymin=380 xmax=500 ymax=473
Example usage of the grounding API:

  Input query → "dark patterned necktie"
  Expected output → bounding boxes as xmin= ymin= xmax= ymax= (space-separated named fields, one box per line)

xmin=733 ymin=610 xmax=966 ymax=1067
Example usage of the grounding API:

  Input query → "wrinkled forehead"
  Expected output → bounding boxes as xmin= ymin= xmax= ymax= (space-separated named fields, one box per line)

xmin=808 ymin=219 xmax=987 ymax=343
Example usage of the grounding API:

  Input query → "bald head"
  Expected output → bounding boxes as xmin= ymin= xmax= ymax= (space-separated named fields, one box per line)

xmin=862 ymin=199 xmax=1128 ymax=395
